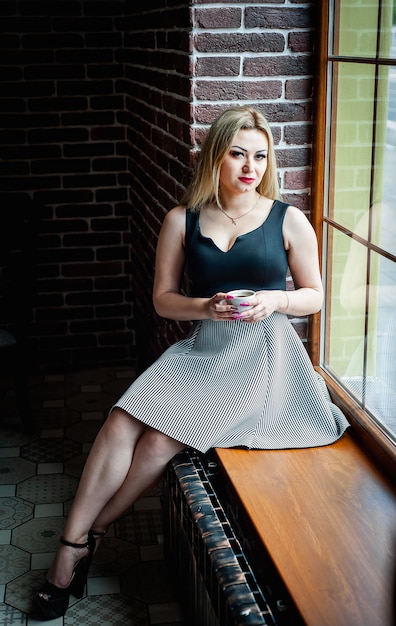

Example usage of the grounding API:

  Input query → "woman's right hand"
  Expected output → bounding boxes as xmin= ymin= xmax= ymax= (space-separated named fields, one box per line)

xmin=208 ymin=293 xmax=237 ymax=321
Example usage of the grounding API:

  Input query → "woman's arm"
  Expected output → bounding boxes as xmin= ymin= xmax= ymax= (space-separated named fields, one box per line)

xmin=240 ymin=206 xmax=324 ymax=322
xmin=280 ymin=205 xmax=324 ymax=316
xmin=242 ymin=206 xmax=324 ymax=322
xmin=153 ymin=206 xmax=216 ymax=321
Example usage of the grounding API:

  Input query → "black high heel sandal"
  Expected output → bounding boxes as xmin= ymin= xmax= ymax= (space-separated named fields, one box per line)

xmin=89 ymin=528 xmax=107 ymax=554
xmin=89 ymin=528 xmax=107 ymax=541
xmin=35 ymin=534 xmax=95 ymax=620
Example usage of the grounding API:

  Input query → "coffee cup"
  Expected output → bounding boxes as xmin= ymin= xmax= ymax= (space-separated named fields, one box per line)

xmin=226 ymin=289 xmax=256 ymax=312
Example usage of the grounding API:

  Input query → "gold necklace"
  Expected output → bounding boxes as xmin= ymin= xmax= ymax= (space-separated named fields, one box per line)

xmin=217 ymin=194 xmax=261 ymax=225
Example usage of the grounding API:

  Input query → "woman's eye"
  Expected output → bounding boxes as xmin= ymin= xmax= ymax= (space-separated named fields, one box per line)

xmin=230 ymin=150 xmax=244 ymax=158
xmin=256 ymin=153 xmax=267 ymax=160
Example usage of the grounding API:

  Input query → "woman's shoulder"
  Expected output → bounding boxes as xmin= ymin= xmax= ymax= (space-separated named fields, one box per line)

xmin=162 ymin=205 xmax=188 ymax=227
xmin=167 ymin=204 xmax=186 ymax=217
xmin=164 ymin=205 xmax=201 ymax=227
xmin=283 ymin=204 xmax=312 ymax=227
xmin=272 ymin=199 xmax=302 ymax=217
xmin=160 ymin=205 xmax=190 ymax=246
xmin=282 ymin=204 xmax=317 ymax=248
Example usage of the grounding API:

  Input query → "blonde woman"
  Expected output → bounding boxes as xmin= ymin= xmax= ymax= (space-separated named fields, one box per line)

xmin=36 ymin=105 xmax=348 ymax=619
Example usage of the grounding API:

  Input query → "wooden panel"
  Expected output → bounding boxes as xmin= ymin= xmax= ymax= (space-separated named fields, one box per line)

xmin=215 ymin=434 xmax=396 ymax=626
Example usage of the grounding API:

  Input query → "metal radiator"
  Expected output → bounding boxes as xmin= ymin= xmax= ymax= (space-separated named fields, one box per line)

xmin=163 ymin=449 xmax=298 ymax=626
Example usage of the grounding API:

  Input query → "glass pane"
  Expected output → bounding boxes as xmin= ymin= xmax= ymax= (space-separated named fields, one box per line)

xmin=332 ymin=0 xmax=394 ymax=59
xmin=324 ymin=227 xmax=396 ymax=439
xmin=324 ymin=227 xmax=367 ymax=382
xmin=329 ymin=62 xmax=375 ymax=235
xmin=342 ymin=254 xmax=396 ymax=437
xmin=329 ymin=59 xmax=396 ymax=250
xmin=365 ymin=254 xmax=396 ymax=434
xmin=374 ymin=63 xmax=396 ymax=256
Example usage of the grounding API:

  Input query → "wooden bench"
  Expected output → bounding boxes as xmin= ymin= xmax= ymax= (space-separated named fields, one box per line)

xmin=214 ymin=431 xmax=396 ymax=626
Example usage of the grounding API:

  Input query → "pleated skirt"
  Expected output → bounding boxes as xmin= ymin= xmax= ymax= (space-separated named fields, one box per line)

xmin=113 ymin=312 xmax=349 ymax=453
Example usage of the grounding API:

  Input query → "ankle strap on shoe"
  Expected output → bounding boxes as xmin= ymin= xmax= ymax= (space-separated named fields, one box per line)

xmin=89 ymin=529 xmax=107 ymax=538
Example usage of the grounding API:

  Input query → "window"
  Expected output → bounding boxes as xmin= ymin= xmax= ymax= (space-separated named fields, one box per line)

xmin=312 ymin=0 xmax=396 ymax=457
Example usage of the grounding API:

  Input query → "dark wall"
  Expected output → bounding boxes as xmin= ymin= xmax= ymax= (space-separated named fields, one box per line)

xmin=0 ymin=1 xmax=137 ymax=372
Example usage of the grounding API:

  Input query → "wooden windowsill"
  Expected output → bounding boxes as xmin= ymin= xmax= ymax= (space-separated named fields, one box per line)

xmin=214 ymin=431 xmax=396 ymax=626
xmin=316 ymin=366 xmax=396 ymax=478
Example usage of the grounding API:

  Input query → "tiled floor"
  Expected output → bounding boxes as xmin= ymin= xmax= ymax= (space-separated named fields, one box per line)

xmin=0 ymin=366 xmax=185 ymax=625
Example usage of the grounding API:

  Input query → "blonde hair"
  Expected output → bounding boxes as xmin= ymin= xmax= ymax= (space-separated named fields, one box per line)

xmin=181 ymin=105 xmax=280 ymax=211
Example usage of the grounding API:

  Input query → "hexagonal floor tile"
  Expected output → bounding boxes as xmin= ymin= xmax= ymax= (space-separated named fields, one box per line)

xmin=115 ymin=510 xmax=163 ymax=546
xmin=0 ymin=457 xmax=36 ymax=485
xmin=17 ymin=473 xmax=78 ymax=505
xmin=5 ymin=568 xmax=44 ymax=615
xmin=0 ymin=427 xmax=37 ymax=448
xmin=64 ymin=593 xmax=149 ymax=626
xmin=0 ymin=544 xmax=30 ymax=584
xmin=21 ymin=438 xmax=81 ymax=463
xmin=0 ymin=496 xmax=34 ymax=529
xmin=12 ymin=516 xmax=66 ymax=553
xmin=89 ymin=536 xmax=140 ymax=577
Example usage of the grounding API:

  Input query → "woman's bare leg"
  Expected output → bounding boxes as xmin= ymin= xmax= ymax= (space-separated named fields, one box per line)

xmin=44 ymin=409 xmax=185 ymax=589
xmin=91 ymin=425 xmax=186 ymax=533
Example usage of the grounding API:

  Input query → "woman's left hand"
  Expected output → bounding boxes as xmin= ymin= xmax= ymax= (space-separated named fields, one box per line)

xmin=233 ymin=290 xmax=286 ymax=322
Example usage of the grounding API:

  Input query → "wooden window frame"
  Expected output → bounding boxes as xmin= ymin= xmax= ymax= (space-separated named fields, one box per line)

xmin=310 ymin=0 xmax=396 ymax=478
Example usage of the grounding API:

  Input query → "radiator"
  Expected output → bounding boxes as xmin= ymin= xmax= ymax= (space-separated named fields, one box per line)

xmin=163 ymin=449 xmax=300 ymax=626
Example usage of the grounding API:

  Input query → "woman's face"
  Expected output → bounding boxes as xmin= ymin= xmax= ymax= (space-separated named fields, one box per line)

xmin=219 ymin=128 xmax=269 ymax=197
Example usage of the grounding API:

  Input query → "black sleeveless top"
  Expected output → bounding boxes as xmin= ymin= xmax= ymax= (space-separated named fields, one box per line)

xmin=184 ymin=200 xmax=289 ymax=297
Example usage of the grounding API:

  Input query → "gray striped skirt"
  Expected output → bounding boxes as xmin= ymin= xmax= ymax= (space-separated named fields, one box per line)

xmin=113 ymin=312 xmax=349 ymax=452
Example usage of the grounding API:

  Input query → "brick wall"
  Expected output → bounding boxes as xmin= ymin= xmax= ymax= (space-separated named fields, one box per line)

xmin=0 ymin=0 xmax=315 ymax=374
xmin=121 ymin=2 xmax=192 ymax=372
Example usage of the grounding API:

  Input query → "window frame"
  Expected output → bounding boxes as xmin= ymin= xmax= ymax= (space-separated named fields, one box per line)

xmin=310 ymin=0 xmax=396 ymax=477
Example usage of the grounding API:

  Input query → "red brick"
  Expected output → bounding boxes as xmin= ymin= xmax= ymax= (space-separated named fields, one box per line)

xmin=195 ymin=79 xmax=282 ymax=101
xmin=196 ymin=57 xmax=240 ymax=77
xmin=284 ymin=168 xmax=311 ymax=190
xmin=284 ymin=124 xmax=312 ymax=146
xmin=195 ymin=32 xmax=285 ymax=53
xmin=195 ymin=7 xmax=242 ymax=29
xmin=244 ymin=55 xmax=312 ymax=77
xmin=245 ymin=6 xmax=313 ymax=29
xmin=282 ymin=192 xmax=311 ymax=213
xmin=289 ymin=31 xmax=314 ymax=53
xmin=276 ymin=147 xmax=311 ymax=168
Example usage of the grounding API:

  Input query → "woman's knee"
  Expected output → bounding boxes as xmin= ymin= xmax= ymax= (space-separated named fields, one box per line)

xmin=141 ymin=428 xmax=185 ymax=461
xmin=102 ymin=408 xmax=144 ymax=443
